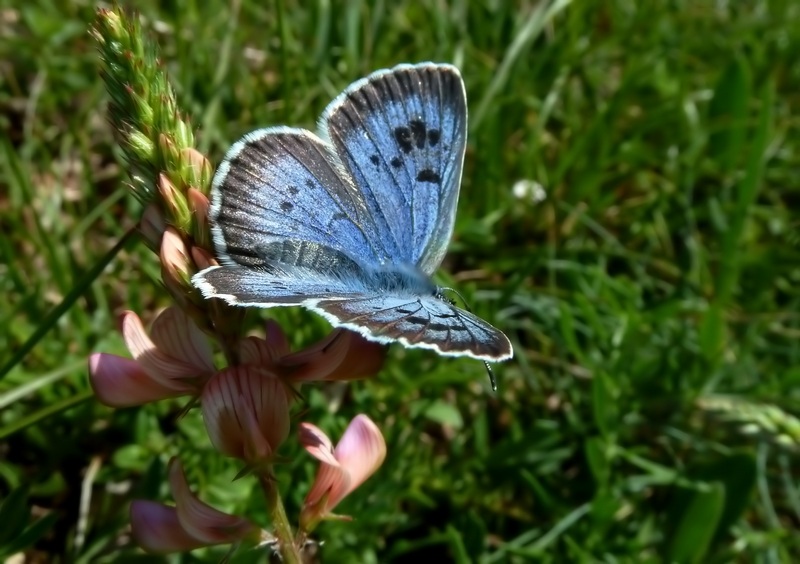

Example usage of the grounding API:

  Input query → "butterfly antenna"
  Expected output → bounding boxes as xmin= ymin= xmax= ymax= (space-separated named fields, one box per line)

xmin=440 ymin=287 xmax=498 ymax=392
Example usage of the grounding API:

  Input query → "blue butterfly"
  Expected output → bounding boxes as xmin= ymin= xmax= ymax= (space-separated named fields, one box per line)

xmin=193 ymin=62 xmax=513 ymax=364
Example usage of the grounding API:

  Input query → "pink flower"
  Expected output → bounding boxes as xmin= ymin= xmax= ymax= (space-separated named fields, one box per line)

xmin=201 ymin=365 xmax=291 ymax=465
xmin=89 ymin=309 xmax=387 ymax=410
xmin=88 ymin=307 xmax=215 ymax=407
xmin=299 ymin=415 xmax=387 ymax=531
xmin=131 ymin=458 xmax=262 ymax=553
xmin=233 ymin=320 xmax=386 ymax=383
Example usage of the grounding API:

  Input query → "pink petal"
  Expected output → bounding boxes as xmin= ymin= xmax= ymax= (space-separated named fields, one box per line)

xmin=121 ymin=310 xmax=210 ymax=388
xmin=321 ymin=332 xmax=386 ymax=381
xmin=282 ymin=330 xmax=386 ymax=382
xmin=168 ymin=459 xmax=257 ymax=545
xmin=88 ymin=353 xmax=185 ymax=407
xmin=121 ymin=311 xmax=200 ymax=385
xmin=120 ymin=310 xmax=158 ymax=360
xmin=130 ymin=500 xmax=207 ymax=553
xmin=238 ymin=336 xmax=276 ymax=367
xmin=299 ymin=422 xmax=339 ymax=466
xmin=330 ymin=415 xmax=387 ymax=504
xmin=201 ymin=367 xmax=290 ymax=462
xmin=149 ymin=307 xmax=215 ymax=372
xmin=238 ymin=320 xmax=290 ymax=366
xmin=240 ymin=400 xmax=272 ymax=462
xmin=303 ymin=460 xmax=349 ymax=512
xmin=301 ymin=416 xmax=386 ymax=514
xmin=264 ymin=320 xmax=291 ymax=357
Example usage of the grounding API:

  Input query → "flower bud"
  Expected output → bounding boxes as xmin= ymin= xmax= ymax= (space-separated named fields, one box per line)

xmin=187 ymin=187 xmax=211 ymax=249
xmin=160 ymin=227 xmax=194 ymax=306
xmin=139 ymin=203 xmax=167 ymax=250
xmin=157 ymin=172 xmax=192 ymax=229
xmin=191 ymin=245 xmax=217 ymax=271
xmin=181 ymin=148 xmax=212 ymax=191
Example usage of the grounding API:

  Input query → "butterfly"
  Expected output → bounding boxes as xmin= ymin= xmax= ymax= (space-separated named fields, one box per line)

xmin=193 ymin=62 xmax=513 ymax=367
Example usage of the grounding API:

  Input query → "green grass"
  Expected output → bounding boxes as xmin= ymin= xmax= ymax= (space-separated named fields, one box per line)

xmin=2 ymin=0 xmax=800 ymax=561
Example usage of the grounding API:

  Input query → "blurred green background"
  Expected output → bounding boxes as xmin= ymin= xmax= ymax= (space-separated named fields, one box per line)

xmin=2 ymin=0 xmax=800 ymax=562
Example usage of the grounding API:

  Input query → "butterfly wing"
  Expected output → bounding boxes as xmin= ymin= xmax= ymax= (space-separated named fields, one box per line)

xmin=194 ymin=266 xmax=354 ymax=307
xmin=194 ymin=126 xmax=396 ymax=302
xmin=195 ymin=240 xmax=371 ymax=307
xmin=206 ymin=127 xmax=389 ymax=270
xmin=310 ymin=294 xmax=512 ymax=361
xmin=197 ymin=262 xmax=511 ymax=361
xmin=193 ymin=64 xmax=513 ymax=362
xmin=321 ymin=62 xmax=467 ymax=275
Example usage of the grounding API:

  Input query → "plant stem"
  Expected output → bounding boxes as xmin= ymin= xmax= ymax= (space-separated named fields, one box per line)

xmin=259 ymin=473 xmax=302 ymax=563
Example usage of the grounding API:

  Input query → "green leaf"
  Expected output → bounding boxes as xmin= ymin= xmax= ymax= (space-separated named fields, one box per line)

xmin=708 ymin=58 xmax=751 ymax=171
xmin=589 ymin=489 xmax=621 ymax=534
xmin=699 ymin=304 xmax=726 ymax=364
xmin=558 ymin=301 xmax=583 ymax=362
xmin=0 ymin=513 xmax=58 ymax=559
xmin=692 ymin=452 xmax=758 ymax=543
xmin=715 ymin=78 xmax=774 ymax=305
xmin=453 ymin=511 xmax=487 ymax=558
xmin=424 ymin=400 xmax=464 ymax=429
xmin=0 ymin=486 xmax=30 ymax=545
xmin=444 ymin=524 xmax=472 ymax=564
xmin=703 ymin=77 xmax=773 ymax=374
xmin=667 ymin=482 xmax=726 ymax=563
xmin=0 ymin=229 xmax=137 ymax=382
xmin=584 ymin=435 xmax=610 ymax=488
xmin=591 ymin=372 xmax=618 ymax=438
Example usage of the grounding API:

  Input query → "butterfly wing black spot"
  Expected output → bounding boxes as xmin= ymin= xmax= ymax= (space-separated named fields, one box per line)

xmin=409 ymin=119 xmax=426 ymax=149
xmin=416 ymin=169 xmax=441 ymax=184
xmin=394 ymin=127 xmax=413 ymax=153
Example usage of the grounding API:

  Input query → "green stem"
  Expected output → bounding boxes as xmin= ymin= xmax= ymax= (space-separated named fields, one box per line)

xmin=259 ymin=473 xmax=302 ymax=563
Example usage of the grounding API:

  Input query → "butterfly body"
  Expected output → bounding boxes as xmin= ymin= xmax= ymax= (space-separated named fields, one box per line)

xmin=193 ymin=63 xmax=513 ymax=362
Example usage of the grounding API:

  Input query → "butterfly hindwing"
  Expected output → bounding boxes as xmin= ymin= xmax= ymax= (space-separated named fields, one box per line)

xmin=312 ymin=294 xmax=512 ymax=361
xmin=321 ymin=63 xmax=467 ymax=275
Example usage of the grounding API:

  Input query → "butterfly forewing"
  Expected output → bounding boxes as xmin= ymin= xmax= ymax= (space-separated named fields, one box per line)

xmin=209 ymin=127 xmax=384 ymax=268
xmin=321 ymin=63 xmax=467 ymax=275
